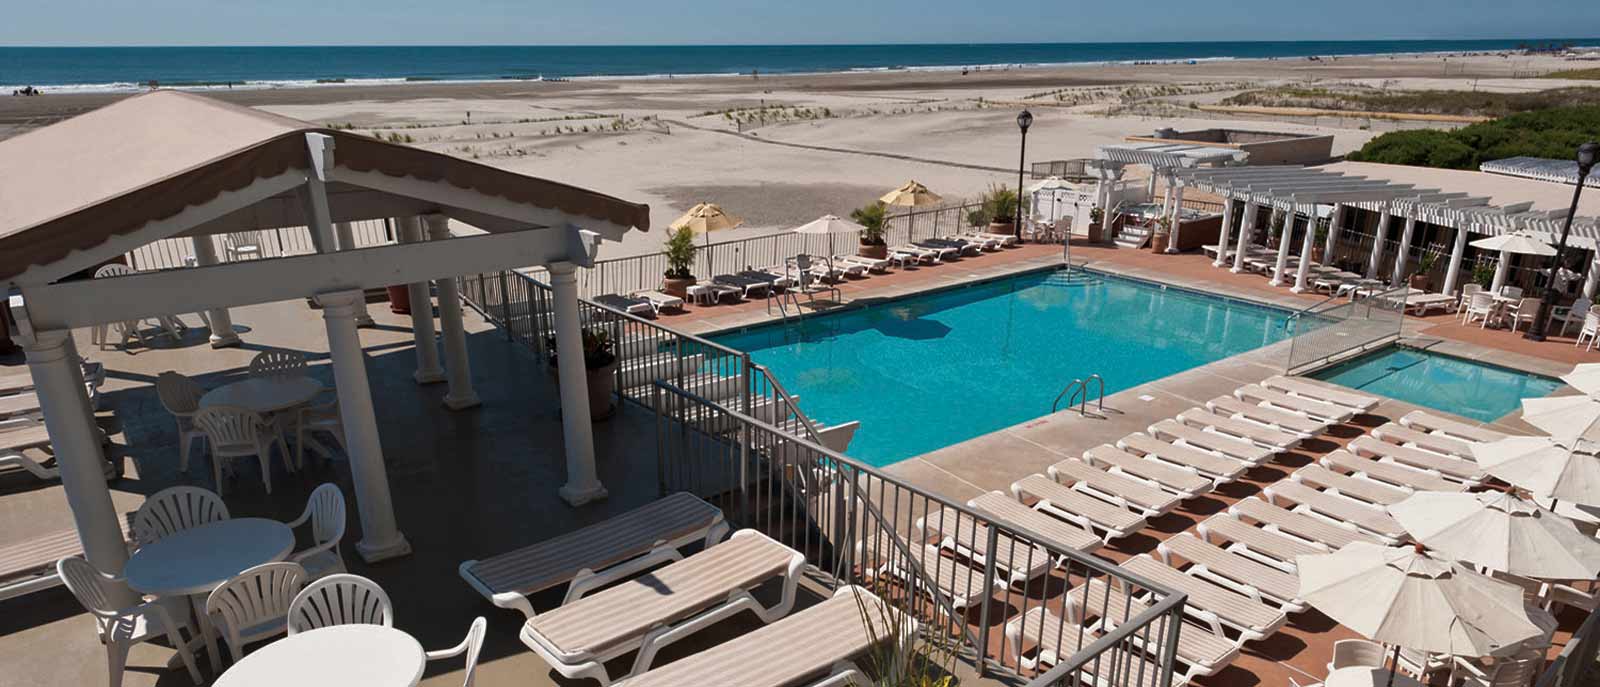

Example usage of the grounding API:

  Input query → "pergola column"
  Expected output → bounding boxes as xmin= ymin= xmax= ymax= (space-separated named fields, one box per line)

xmin=1270 ymin=207 xmax=1295 ymax=286
xmin=1390 ymin=215 xmax=1419 ymax=286
xmin=1214 ymin=198 xmax=1236 ymax=267
xmin=1323 ymin=204 xmax=1346 ymax=262
xmin=1231 ymin=201 xmax=1258 ymax=273
xmin=189 ymin=235 xmax=240 ymax=348
xmin=1443 ymin=225 xmax=1471 ymax=296
xmin=333 ymin=222 xmax=376 ymax=327
xmin=18 ymin=328 xmax=128 ymax=579
xmin=1366 ymin=206 xmax=1393 ymax=279
xmin=1165 ymin=179 xmax=1186 ymax=254
xmin=1491 ymin=249 xmax=1512 ymax=293
xmin=397 ymin=217 xmax=444 ymax=384
xmin=549 ymin=262 xmax=607 ymax=507
xmin=426 ymin=215 xmax=480 ymax=411
xmin=1145 ymin=171 xmax=1158 ymax=201
xmin=1293 ymin=204 xmax=1319 ymax=293
xmin=316 ymin=290 xmax=411 ymax=562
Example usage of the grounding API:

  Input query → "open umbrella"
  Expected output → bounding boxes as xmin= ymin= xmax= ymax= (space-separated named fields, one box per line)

xmin=1298 ymin=542 xmax=1545 ymax=687
xmin=670 ymin=202 xmax=743 ymax=249
xmin=792 ymin=214 xmax=868 ymax=263
xmin=880 ymin=181 xmax=943 ymax=240
xmin=1472 ymin=432 xmax=1600 ymax=507
xmin=1561 ymin=363 xmax=1600 ymax=395
xmin=1388 ymin=490 xmax=1600 ymax=580
xmin=1470 ymin=232 xmax=1556 ymax=292
xmin=1521 ymin=395 xmax=1600 ymax=441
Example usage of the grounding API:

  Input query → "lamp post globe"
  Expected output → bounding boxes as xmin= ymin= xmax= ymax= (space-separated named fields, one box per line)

xmin=1526 ymin=141 xmax=1600 ymax=341
xmin=1014 ymin=110 xmax=1033 ymax=241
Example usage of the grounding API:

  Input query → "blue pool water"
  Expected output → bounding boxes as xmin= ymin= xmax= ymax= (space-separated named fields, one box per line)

xmin=1311 ymin=347 xmax=1561 ymax=423
xmin=713 ymin=269 xmax=1299 ymax=466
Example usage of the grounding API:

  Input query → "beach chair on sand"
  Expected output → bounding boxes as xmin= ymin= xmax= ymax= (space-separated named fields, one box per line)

xmin=1010 ymin=474 xmax=1148 ymax=542
xmin=1206 ymin=396 xmax=1329 ymax=437
xmin=1120 ymin=554 xmax=1289 ymax=641
xmin=1176 ymin=408 xmax=1303 ymax=452
xmin=1349 ymin=435 xmax=1486 ymax=485
xmin=594 ymin=293 xmax=655 ymax=317
xmin=1080 ymin=445 xmax=1212 ymax=500
xmin=459 ymin=493 xmax=728 ymax=618
xmin=1370 ymin=423 xmax=1475 ymax=460
xmin=634 ymin=290 xmax=685 ymax=314
xmin=917 ymin=507 xmax=1055 ymax=586
xmin=1156 ymin=533 xmax=1308 ymax=614
xmin=1262 ymin=480 xmax=1407 ymax=545
xmin=966 ymin=491 xmax=1103 ymax=557
xmin=1398 ymin=410 xmax=1508 ymax=444
xmin=617 ymin=586 xmax=908 ymax=687
xmin=1234 ymin=384 xmax=1355 ymax=423
xmin=1319 ymin=451 xmax=1465 ymax=494
xmin=1116 ymin=432 xmax=1249 ymax=485
xmin=1148 ymin=420 xmax=1275 ymax=466
xmin=1047 ymin=459 xmax=1183 ymax=517
xmin=1261 ymin=376 xmax=1379 ymax=413
xmin=1054 ymin=578 xmax=1241 ymax=685
xmin=1290 ymin=464 xmax=1409 ymax=507
xmin=518 ymin=530 xmax=804 ymax=686
xmin=1227 ymin=497 xmax=1378 ymax=551
xmin=1197 ymin=513 xmax=1325 ymax=573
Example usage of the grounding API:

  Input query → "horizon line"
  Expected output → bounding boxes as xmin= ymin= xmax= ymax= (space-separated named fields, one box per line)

xmin=3 ymin=36 xmax=1597 ymax=49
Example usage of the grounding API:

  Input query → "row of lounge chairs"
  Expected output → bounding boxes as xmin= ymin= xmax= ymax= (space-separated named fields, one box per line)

xmin=0 ymin=361 xmax=112 ymax=483
xmin=1211 ymin=243 xmax=1468 ymax=315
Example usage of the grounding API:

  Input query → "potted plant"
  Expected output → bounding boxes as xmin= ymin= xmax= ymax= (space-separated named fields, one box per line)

xmin=966 ymin=207 xmax=990 ymax=230
xmin=981 ymin=184 xmax=1019 ymax=238
xmin=662 ymin=226 xmax=698 ymax=298
xmin=1088 ymin=206 xmax=1105 ymax=243
xmin=851 ymin=201 xmax=889 ymax=259
xmin=1150 ymin=215 xmax=1172 ymax=253
xmin=1472 ymin=262 xmax=1495 ymax=289
xmin=1411 ymin=252 xmax=1437 ymax=290
xmin=547 ymin=327 xmax=618 ymax=420
xmin=1311 ymin=218 xmax=1330 ymax=263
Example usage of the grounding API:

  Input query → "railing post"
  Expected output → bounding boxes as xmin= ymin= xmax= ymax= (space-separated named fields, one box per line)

xmin=497 ymin=271 xmax=513 ymax=339
xmin=975 ymin=525 xmax=1001 ymax=676
xmin=1159 ymin=600 xmax=1184 ymax=687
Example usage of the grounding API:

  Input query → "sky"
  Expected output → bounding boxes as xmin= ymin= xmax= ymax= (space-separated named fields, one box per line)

xmin=2 ymin=0 xmax=1598 ymax=46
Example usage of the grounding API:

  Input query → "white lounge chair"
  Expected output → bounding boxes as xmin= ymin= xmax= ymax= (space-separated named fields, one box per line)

xmin=889 ymin=245 xmax=941 ymax=264
xmin=1148 ymin=420 xmax=1275 ymax=466
xmin=1262 ymin=480 xmax=1407 ymax=545
xmin=1047 ymin=458 xmax=1183 ymax=516
xmin=1196 ymin=513 xmax=1325 ymax=572
xmin=1010 ymin=474 xmax=1148 ymax=542
xmin=1261 ymin=376 xmax=1379 ymax=413
xmin=1398 ymin=410 xmax=1508 ymax=444
xmin=1234 ymin=384 xmax=1355 ymax=423
xmin=863 ymin=543 xmax=999 ymax=611
xmin=1227 ymin=497 xmax=1377 ymax=551
xmin=1081 ymin=445 xmax=1212 ymax=500
xmin=1320 ymin=450 xmax=1465 ymax=493
xmin=965 ymin=491 xmax=1104 ymax=556
xmin=1176 ymin=408 xmax=1302 ymax=453
xmin=635 ymin=290 xmax=686 ymax=314
xmin=1 ymin=522 xmax=131 ymax=602
xmin=1206 ymin=395 xmax=1329 ymax=437
xmin=459 ymin=492 xmax=727 ymax=617
xmin=1120 ymin=554 xmax=1289 ymax=641
xmin=1290 ymin=464 xmax=1409 ymax=507
xmin=833 ymin=254 xmax=891 ymax=273
xmin=594 ymin=293 xmax=655 ymax=316
xmin=1116 ymin=432 xmax=1249 ymax=485
xmin=1005 ymin=606 xmax=1213 ymax=686
xmin=1057 ymin=577 xmax=1241 ymax=685
xmin=962 ymin=231 xmax=1020 ymax=247
xmin=917 ymin=506 xmax=1056 ymax=586
xmin=1350 ymin=435 xmax=1485 ymax=484
xmin=1156 ymin=533 xmax=1308 ymax=614
xmin=519 ymin=530 xmax=804 ymax=686
xmin=1371 ymin=422 xmax=1475 ymax=460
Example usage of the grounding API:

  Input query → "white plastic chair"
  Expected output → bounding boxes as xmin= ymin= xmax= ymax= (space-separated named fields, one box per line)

xmin=296 ymin=393 xmax=345 ymax=467
xmin=155 ymin=371 xmax=207 ymax=473
xmin=1506 ymin=297 xmax=1541 ymax=332
xmin=1500 ymin=285 xmax=1524 ymax=300
xmin=90 ymin=264 xmax=157 ymax=350
xmin=1579 ymin=311 xmax=1600 ymax=351
xmin=130 ymin=485 xmax=229 ymax=548
xmin=224 ymin=231 xmax=265 ymax=261
xmin=1554 ymin=297 xmax=1593 ymax=336
xmin=287 ymin=483 xmax=347 ymax=581
xmin=427 ymin=617 xmax=488 ymax=687
xmin=1458 ymin=282 xmax=1483 ymax=312
xmin=248 ymin=350 xmax=308 ymax=379
xmin=204 ymin=561 xmax=307 ymax=664
xmin=192 ymin=405 xmax=290 ymax=495
xmin=1327 ymin=638 xmax=1386 ymax=672
xmin=1463 ymin=291 xmax=1497 ymax=329
xmin=58 ymin=557 xmax=203 ymax=687
xmin=287 ymin=574 xmax=393 ymax=634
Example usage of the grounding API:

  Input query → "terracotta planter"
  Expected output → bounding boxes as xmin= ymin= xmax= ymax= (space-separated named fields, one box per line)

xmin=1409 ymin=274 xmax=1430 ymax=290
xmin=1151 ymin=233 xmax=1170 ymax=253
xmin=858 ymin=243 xmax=888 ymax=259
xmin=988 ymin=222 xmax=1016 ymax=239
xmin=1087 ymin=222 xmax=1104 ymax=244
xmin=1311 ymin=246 xmax=1326 ymax=265
xmin=662 ymin=275 xmax=696 ymax=299
xmin=386 ymin=285 xmax=411 ymax=315
xmin=549 ymin=360 xmax=618 ymax=421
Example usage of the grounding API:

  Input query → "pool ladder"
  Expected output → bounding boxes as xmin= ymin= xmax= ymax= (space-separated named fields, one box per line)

xmin=1052 ymin=374 xmax=1105 ymax=416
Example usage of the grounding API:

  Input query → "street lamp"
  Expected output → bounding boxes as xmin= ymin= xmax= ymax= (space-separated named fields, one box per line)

xmin=1526 ymin=141 xmax=1600 ymax=342
xmin=1015 ymin=109 xmax=1033 ymax=241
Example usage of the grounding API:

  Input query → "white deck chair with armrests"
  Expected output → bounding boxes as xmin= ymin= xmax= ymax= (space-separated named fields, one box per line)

xmin=287 ymin=573 xmax=392 ymax=633
xmin=205 ymin=561 xmax=307 ymax=663
xmin=58 ymin=557 xmax=203 ymax=687
xmin=1553 ymin=298 xmax=1594 ymax=337
xmin=458 ymin=492 xmax=727 ymax=618
xmin=1463 ymin=291 xmax=1498 ymax=328
xmin=428 ymin=617 xmax=488 ymax=687
xmin=518 ymin=530 xmax=805 ymax=686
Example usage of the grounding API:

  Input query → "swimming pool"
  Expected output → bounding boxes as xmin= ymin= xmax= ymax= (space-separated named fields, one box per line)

xmin=713 ymin=269 xmax=1300 ymax=466
xmin=1311 ymin=347 xmax=1561 ymax=423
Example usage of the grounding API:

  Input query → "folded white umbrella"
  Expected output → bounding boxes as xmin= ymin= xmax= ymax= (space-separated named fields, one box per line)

xmin=1297 ymin=542 xmax=1544 ymax=659
xmin=1521 ymin=395 xmax=1600 ymax=441
xmin=1562 ymin=363 xmax=1600 ymax=396
xmin=791 ymin=214 xmax=867 ymax=235
xmin=1472 ymin=432 xmax=1600 ymax=507
xmin=1469 ymin=232 xmax=1557 ymax=256
xmin=1388 ymin=491 xmax=1600 ymax=580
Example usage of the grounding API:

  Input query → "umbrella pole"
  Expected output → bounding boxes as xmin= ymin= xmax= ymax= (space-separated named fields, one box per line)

xmin=1386 ymin=644 xmax=1401 ymax=687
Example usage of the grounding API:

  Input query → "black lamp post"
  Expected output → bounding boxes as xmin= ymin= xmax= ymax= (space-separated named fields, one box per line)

xmin=1015 ymin=109 xmax=1033 ymax=241
xmin=1526 ymin=141 xmax=1600 ymax=342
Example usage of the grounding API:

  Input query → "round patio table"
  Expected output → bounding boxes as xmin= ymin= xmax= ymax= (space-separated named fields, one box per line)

xmin=124 ymin=518 xmax=295 ymax=673
xmin=200 ymin=375 xmax=323 ymax=414
xmin=213 ymin=625 xmax=425 ymax=687
xmin=1324 ymin=667 xmax=1423 ymax=687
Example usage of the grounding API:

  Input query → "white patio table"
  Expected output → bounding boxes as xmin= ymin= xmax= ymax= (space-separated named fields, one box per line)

xmin=1324 ymin=667 xmax=1423 ymax=687
xmin=200 ymin=375 xmax=323 ymax=414
xmin=123 ymin=517 xmax=295 ymax=673
xmin=213 ymin=625 xmax=426 ymax=687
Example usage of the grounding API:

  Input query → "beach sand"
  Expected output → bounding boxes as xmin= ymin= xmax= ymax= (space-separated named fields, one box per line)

xmin=4 ymin=51 xmax=1592 ymax=258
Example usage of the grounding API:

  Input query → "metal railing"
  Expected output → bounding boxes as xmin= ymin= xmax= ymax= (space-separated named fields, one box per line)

xmin=1536 ymin=604 xmax=1600 ymax=687
xmin=124 ymin=218 xmax=396 ymax=271
xmin=651 ymin=379 xmax=1186 ymax=685
xmin=1283 ymin=285 xmax=1407 ymax=374
xmin=1052 ymin=374 xmax=1105 ymax=416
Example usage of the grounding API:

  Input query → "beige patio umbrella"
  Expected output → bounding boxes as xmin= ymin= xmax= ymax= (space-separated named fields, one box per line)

xmin=1561 ymin=362 xmax=1600 ymax=395
xmin=1468 ymin=232 xmax=1557 ymax=256
xmin=1472 ymin=432 xmax=1600 ymax=507
xmin=1298 ymin=542 xmax=1545 ymax=686
xmin=879 ymin=180 xmax=943 ymax=208
xmin=1521 ymin=394 xmax=1600 ymax=441
xmin=670 ymin=202 xmax=743 ymax=246
xmin=1388 ymin=490 xmax=1600 ymax=580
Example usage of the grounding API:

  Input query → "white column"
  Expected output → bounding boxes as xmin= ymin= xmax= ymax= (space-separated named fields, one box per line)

xmin=1491 ymin=249 xmax=1512 ymax=293
xmin=426 ymin=215 xmax=480 ymax=411
xmin=316 ymin=290 xmax=411 ymax=562
xmin=549 ymin=262 xmax=607 ymax=507
xmin=1367 ymin=206 xmax=1393 ymax=279
xmin=1145 ymin=171 xmax=1158 ymax=201
xmin=1584 ymin=251 xmax=1600 ymax=300
xmin=333 ymin=222 xmax=376 ymax=327
xmin=1270 ymin=207 xmax=1295 ymax=286
xmin=1391 ymin=215 xmax=1419 ymax=286
xmin=1165 ymin=180 xmax=1186 ymax=254
xmin=1443 ymin=226 xmax=1471 ymax=296
xmin=397 ymin=217 xmax=444 ymax=384
xmin=1231 ymin=201 xmax=1258 ymax=273
xmin=1323 ymin=204 xmax=1346 ymax=262
xmin=1214 ymin=198 xmax=1236 ymax=267
xmin=190 ymin=236 xmax=240 ymax=348
xmin=1293 ymin=205 xmax=1319 ymax=293
xmin=19 ymin=329 xmax=128 ymax=579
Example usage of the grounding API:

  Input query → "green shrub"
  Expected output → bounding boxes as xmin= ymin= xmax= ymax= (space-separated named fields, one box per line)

xmin=663 ymin=226 xmax=698 ymax=278
xmin=850 ymin=201 xmax=888 ymax=245
xmin=981 ymin=184 xmax=1019 ymax=225
xmin=1347 ymin=105 xmax=1600 ymax=170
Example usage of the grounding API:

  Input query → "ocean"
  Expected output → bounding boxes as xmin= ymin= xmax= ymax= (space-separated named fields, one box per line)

xmin=2 ymin=39 xmax=1594 ymax=93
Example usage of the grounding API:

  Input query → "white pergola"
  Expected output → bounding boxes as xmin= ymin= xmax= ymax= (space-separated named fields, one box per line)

xmin=0 ymin=91 xmax=649 ymax=576
xmin=1173 ymin=166 xmax=1435 ymax=292
xmin=1096 ymin=143 xmax=1248 ymax=252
